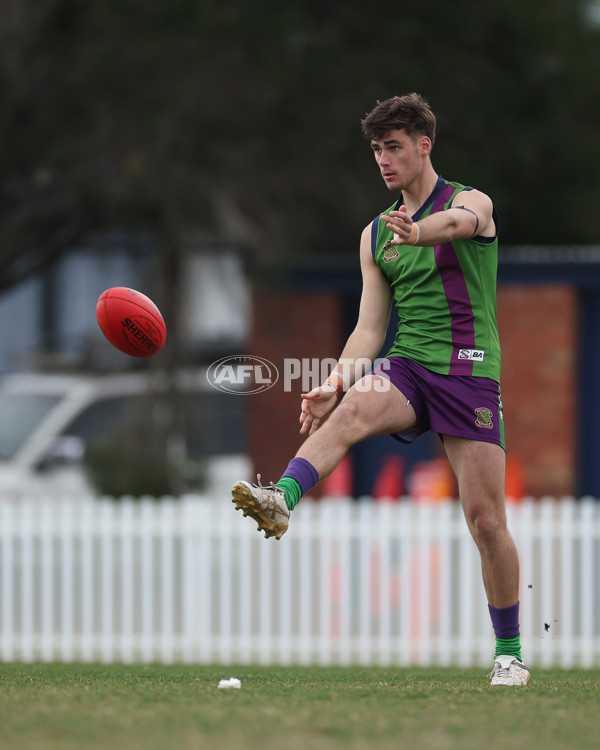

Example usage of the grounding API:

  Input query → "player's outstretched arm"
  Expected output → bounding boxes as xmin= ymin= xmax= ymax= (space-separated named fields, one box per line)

xmin=385 ymin=189 xmax=495 ymax=247
xmin=299 ymin=224 xmax=392 ymax=436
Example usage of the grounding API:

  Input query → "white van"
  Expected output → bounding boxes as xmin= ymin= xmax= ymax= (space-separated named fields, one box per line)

xmin=0 ymin=369 xmax=249 ymax=500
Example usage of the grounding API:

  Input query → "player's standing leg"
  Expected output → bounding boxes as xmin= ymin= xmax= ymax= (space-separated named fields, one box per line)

xmin=443 ymin=435 xmax=529 ymax=686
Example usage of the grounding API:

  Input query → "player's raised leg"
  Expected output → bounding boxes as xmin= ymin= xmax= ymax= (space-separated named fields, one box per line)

xmin=232 ymin=374 xmax=417 ymax=538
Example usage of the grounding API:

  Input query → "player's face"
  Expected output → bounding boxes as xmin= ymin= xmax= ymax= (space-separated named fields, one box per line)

xmin=370 ymin=129 xmax=427 ymax=192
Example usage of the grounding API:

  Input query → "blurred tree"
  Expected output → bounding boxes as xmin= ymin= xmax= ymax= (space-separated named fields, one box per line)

xmin=0 ymin=0 xmax=599 ymax=298
xmin=0 ymin=0 xmax=102 ymax=292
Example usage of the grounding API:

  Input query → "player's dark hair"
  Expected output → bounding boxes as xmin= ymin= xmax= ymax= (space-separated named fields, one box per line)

xmin=361 ymin=93 xmax=436 ymax=144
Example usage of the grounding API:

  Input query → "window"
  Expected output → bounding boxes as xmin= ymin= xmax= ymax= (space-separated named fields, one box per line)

xmin=0 ymin=394 xmax=61 ymax=460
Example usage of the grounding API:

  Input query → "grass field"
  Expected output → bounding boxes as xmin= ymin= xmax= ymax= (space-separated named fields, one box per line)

xmin=1 ymin=663 xmax=599 ymax=750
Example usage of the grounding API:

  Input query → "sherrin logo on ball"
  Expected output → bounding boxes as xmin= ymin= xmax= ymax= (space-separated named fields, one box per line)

xmin=96 ymin=287 xmax=167 ymax=357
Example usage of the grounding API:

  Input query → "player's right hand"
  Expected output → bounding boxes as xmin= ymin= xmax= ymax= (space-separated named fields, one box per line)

xmin=299 ymin=384 xmax=339 ymax=436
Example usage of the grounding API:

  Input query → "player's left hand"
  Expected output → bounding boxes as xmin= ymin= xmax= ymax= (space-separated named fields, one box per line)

xmin=299 ymin=384 xmax=338 ymax=436
xmin=385 ymin=205 xmax=413 ymax=245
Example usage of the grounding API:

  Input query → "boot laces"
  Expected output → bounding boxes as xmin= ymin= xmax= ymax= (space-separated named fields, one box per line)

xmin=254 ymin=474 xmax=281 ymax=492
xmin=490 ymin=663 xmax=511 ymax=679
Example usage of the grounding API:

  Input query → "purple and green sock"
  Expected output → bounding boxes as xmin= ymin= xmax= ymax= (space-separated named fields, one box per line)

xmin=275 ymin=457 xmax=319 ymax=510
xmin=489 ymin=601 xmax=522 ymax=660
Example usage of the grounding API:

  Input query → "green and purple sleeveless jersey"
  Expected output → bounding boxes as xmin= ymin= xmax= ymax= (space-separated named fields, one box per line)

xmin=372 ymin=176 xmax=501 ymax=382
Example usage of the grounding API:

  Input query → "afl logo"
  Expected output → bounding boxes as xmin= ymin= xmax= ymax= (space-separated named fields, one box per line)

xmin=207 ymin=355 xmax=279 ymax=395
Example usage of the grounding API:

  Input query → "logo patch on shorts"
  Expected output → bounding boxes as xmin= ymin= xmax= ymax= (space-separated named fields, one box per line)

xmin=382 ymin=240 xmax=400 ymax=263
xmin=474 ymin=407 xmax=493 ymax=429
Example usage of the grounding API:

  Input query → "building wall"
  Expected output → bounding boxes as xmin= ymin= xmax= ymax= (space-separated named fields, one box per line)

xmin=497 ymin=284 xmax=578 ymax=498
xmin=248 ymin=287 xmax=343 ymax=493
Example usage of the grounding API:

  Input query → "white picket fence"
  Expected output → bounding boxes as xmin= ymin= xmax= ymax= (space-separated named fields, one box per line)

xmin=0 ymin=495 xmax=599 ymax=668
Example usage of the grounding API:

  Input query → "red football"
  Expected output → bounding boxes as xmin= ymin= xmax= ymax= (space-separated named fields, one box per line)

xmin=96 ymin=287 xmax=166 ymax=357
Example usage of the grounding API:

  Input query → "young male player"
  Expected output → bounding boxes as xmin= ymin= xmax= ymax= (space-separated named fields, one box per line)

xmin=232 ymin=93 xmax=529 ymax=686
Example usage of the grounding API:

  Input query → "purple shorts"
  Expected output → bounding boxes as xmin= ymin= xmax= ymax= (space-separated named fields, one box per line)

xmin=372 ymin=356 xmax=505 ymax=449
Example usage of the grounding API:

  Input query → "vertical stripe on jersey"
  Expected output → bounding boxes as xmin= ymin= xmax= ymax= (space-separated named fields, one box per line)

xmin=431 ymin=184 xmax=476 ymax=376
xmin=370 ymin=216 xmax=380 ymax=258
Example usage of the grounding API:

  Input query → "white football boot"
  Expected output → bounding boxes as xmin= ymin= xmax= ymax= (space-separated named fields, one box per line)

xmin=488 ymin=655 xmax=530 ymax=686
xmin=231 ymin=476 xmax=290 ymax=539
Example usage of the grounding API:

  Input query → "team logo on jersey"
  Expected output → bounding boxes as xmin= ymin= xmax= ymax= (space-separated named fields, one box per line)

xmin=382 ymin=240 xmax=399 ymax=263
xmin=474 ymin=407 xmax=493 ymax=429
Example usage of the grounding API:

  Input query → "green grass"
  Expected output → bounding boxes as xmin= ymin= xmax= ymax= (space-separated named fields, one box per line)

xmin=0 ymin=664 xmax=599 ymax=750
